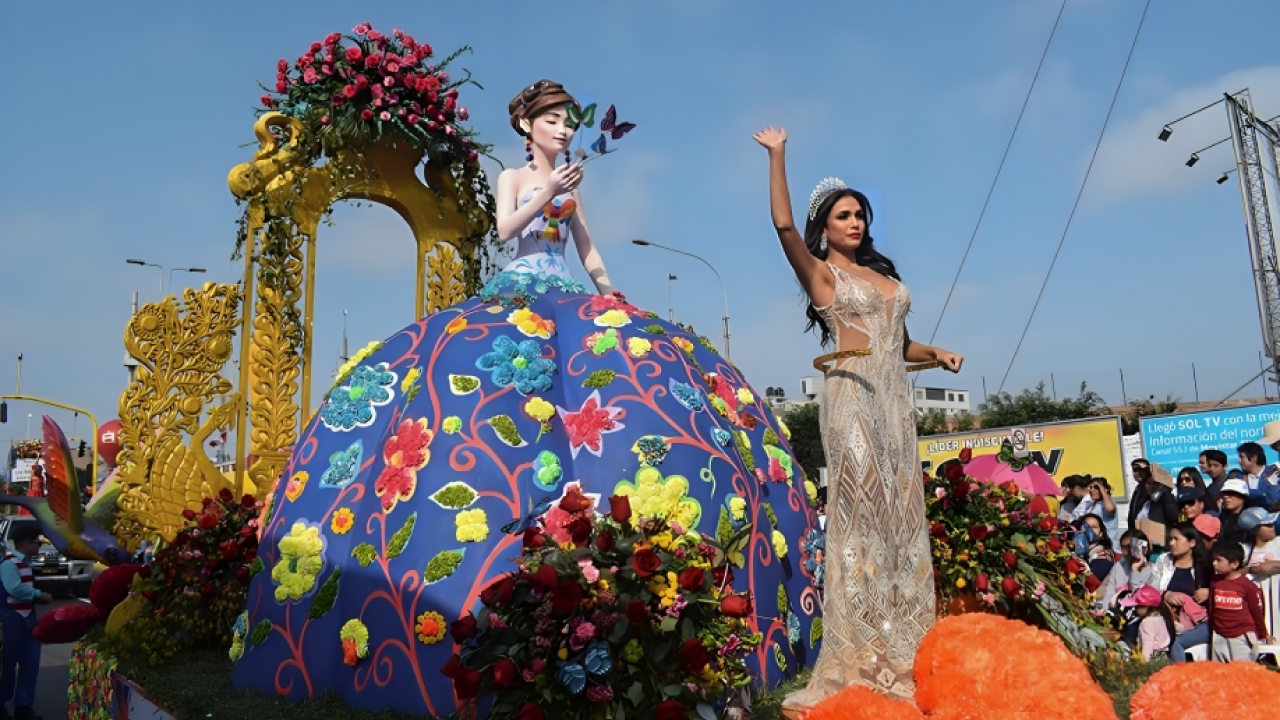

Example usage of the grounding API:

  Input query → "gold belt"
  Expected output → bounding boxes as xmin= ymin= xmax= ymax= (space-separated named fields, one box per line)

xmin=906 ymin=361 xmax=943 ymax=373
xmin=812 ymin=349 xmax=872 ymax=374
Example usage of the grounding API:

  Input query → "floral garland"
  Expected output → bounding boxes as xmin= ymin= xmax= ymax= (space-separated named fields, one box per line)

xmin=234 ymin=23 xmax=500 ymax=352
xmin=926 ymin=450 xmax=1113 ymax=654
xmin=444 ymin=489 xmax=761 ymax=720
xmin=10 ymin=440 xmax=41 ymax=459
xmin=68 ymin=637 xmax=116 ymax=720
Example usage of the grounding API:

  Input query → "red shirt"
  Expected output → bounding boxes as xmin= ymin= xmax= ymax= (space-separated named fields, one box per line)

xmin=1207 ymin=574 xmax=1267 ymax=639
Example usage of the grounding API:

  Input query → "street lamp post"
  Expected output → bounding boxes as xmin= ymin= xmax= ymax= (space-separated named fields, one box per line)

xmin=126 ymin=259 xmax=165 ymax=297
xmin=667 ymin=274 xmax=677 ymax=322
xmin=169 ymin=267 xmax=207 ymax=294
xmin=632 ymin=239 xmax=731 ymax=360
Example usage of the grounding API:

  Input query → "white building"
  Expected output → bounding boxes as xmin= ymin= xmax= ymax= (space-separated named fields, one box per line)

xmin=913 ymin=386 xmax=972 ymax=416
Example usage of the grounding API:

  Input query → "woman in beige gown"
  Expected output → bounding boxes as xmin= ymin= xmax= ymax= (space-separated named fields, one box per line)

xmin=752 ymin=127 xmax=963 ymax=713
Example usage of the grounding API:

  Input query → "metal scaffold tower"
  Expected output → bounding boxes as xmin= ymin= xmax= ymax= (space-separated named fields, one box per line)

xmin=1226 ymin=90 xmax=1280 ymax=365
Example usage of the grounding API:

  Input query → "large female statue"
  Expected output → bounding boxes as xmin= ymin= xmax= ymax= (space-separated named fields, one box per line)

xmin=752 ymin=126 xmax=963 ymax=711
xmin=236 ymin=84 xmax=819 ymax=716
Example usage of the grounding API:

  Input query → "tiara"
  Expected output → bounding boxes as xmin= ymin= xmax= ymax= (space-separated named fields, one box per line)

xmin=808 ymin=177 xmax=848 ymax=220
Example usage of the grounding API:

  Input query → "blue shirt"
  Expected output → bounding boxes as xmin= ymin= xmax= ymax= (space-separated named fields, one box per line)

xmin=0 ymin=553 xmax=41 ymax=602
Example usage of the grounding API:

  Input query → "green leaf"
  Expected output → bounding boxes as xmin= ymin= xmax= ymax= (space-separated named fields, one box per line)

xmin=661 ymin=684 xmax=684 ymax=698
xmin=680 ymin=617 xmax=695 ymax=642
xmin=696 ymin=703 xmax=717 ymax=720
xmin=777 ymin=585 xmax=790 ymax=615
xmin=249 ymin=556 xmax=264 ymax=577
xmin=627 ymin=681 xmax=644 ymax=706
xmin=250 ymin=619 xmax=272 ymax=645
xmin=307 ymin=567 xmax=341 ymax=619
xmin=810 ymin=617 xmax=824 ymax=646
xmin=610 ymin=617 xmax=630 ymax=642
xmin=659 ymin=615 xmax=678 ymax=633
xmin=489 ymin=415 xmax=526 ymax=447
xmin=581 ymin=103 xmax=597 ymax=128
xmin=387 ymin=512 xmax=417 ymax=559
xmin=583 ymin=369 xmax=617 ymax=388
xmin=352 ymin=543 xmax=377 ymax=567
xmin=652 ymin=639 xmax=671 ymax=662
xmin=642 ymin=324 xmax=667 ymax=335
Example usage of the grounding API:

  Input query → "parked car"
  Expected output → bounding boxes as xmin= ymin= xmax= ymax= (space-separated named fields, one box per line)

xmin=0 ymin=515 xmax=95 ymax=597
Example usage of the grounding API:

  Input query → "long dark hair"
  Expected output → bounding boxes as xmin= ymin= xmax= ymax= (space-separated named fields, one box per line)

xmin=802 ymin=188 xmax=900 ymax=347
xmin=1169 ymin=522 xmax=1213 ymax=589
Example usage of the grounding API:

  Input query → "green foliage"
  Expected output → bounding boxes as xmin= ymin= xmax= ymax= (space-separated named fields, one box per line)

xmin=489 ymin=415 xmax=524 ymax=446
xmin=762 ymin=503 xmax=778 ymax=531
xmin=771 ymin=644 xmax=787 ymax=672
xmin=810 ymin=618 xmax=823 ymax=647
xmin=449 ymin=375 xmax=480 ymax=395
xmin=1120 ymin=395 xmax=1180 ymax=436
xmin=583 ymin=369 xmax=617 ymax=388
xmin=642 ymin=325 xmax=667 ymax=335
xmin=781 ymin=404 xmax=823 ymax=483
xmin=386 ymin=513 xmax=417 ymax=559
xmin=1086 ymin=652 xmax=1168 ymax=720
xmin=696 ymin=335 xmax=718 ymax=353
xmin=776 ymin=585 xmax=789 ymax=615
xmin=762 ymin=428 xmax=779 ymax=447
xmin=716 ymin=506 xmax=735 ymax=546
xmin=735 ymin=431 xmax=755 ymax=473
xmin=250 ymin=620 xmax=272 ymax=645
xmin=249 ymin=556 xmax=264 ymax=577
xmin=916 ymin=408 xmax=951 ymax=437
xmin=425 ymin=550 xmax=464 ymax=583
xmin=352 ymin=543 xmax=377 ymax=567
xmin=977 ymin=381 xmax=1107 ymax=428
xmin=307 ymin=568 xmax=341 ymax=620
xmin=431 ymin=483 xmax=477 ymax=509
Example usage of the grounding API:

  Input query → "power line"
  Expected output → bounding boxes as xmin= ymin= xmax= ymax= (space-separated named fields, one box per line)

xmin=997 ymin=0 xmax=1153 ymax=395
xmin=924 ymin=0 xmax=1068 ymax=350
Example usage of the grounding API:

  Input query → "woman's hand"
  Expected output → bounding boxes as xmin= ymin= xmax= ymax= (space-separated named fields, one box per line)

xmin=547 ymin=162 xmax=583 ymax=195
xmin=935 ymin=350 xmax=964 ymax=373
xmin=753 ymin=126 xmax=787 ymax=152
xmin=1192 ymin=587 xmax=1209 ymax=605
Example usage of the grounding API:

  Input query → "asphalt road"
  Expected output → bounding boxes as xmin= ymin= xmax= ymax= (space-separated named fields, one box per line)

xmin=23 ymin=597 xmax=81 ymax=720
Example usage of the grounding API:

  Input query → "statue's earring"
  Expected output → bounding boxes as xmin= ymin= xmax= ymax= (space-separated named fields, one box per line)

xmin=819 ymin=236 xmax=828 ymax=253
xmin=525 ymin=137 xmax=533 ymax=162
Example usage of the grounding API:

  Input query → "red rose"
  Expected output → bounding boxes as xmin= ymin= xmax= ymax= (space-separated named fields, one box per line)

xmin=453 ymin=668 xmax=481 ymax=700
xmin=1027 ymin=496 xmax=1051 ymax=517
xmin=198 ymin=513 xmax=218 ymax=530
xmin=241 ymin=494 xmax=257 ymax=508
xmin=608 ymin=495 xmax=632 ymax=525
xmin=310 ymin=41 xmax=322 ymax=52
xmin=1048 ymin=537 xmax=1063 ymax=552
xmin=522 ymin=527 xmax=546 ymax=550
xmin=1002 ymin=551 xmax=1017 ymax=568
xmin=356 ymin=74 xmax=370 ymax=89
xmin=959 ymin=447 xmax=973 ymax=463
xmin=720 ymin=593 xmax=752 ymax=618
xmin=480 ymin=576 xmax=515 ymax=607
xmin=517 ymin=702 xmax=545 ymax=720
xmin=567 ymin=517 xmax=593 ymax=547
xmin=625 ymin=599 xmax=650 ymax=626
xmin=346 ymin=46 xmax=363 ymax=63
xmin=1085 ymin=574 xmax=1102 ymax=593
xmin=631 ymin=549 xmax=661 ymax=578
xmin=533 ymin=563 xmax=559 ymax=590
xmin=450 ymin=614 xmax=477 ymax=643
xmin=182 ymin=508 xmax=196 ymax=521
xmin=468 ymin=151 xmax=479 ymax=164
xmin=1002 ymin=577 xmax=1021 ymax=598
xmin=492 ymin=658 xmax=518 ymax=689
xmin=342 ymin=84 xmax=358 ymax=98
xmin=656 ymin=699 xmax=688 ymax=720
xmin=953 ymin=480 xmax=971 ymax=501
xmin=678 ymin=567 xmax=706 ymax=593
xmin=1038 ymin=517 xmax=1055 ymax=533
xmin=220 ymin=540 xmax=240 ymax=561
xmin=551 ymin=581 xmax=583 ymax=615
xmin=236 ymin=566 xmax=250 ymax=585
xmin=930 ymin=523 xmax=948 ymax=540
xmin=275 ymin=79 xmax=288 ymax=93
xmin=680 ymin=638 xmax=712 ymax=673
xmin=974 ymin=573 xmax=990 ymax=591
xmin=1066 ymin=557 xmax=1086 ymax=575
xmin=218 ymin=488 xmax=234 ymax=503
xmin=407 ymin=113 xmax=420 ymax=125
xmin=440 ymin=654 xmax=464 ymax=678
xmin=277 ymin=59 xmax=288 ymax=72
xmin=141 ymin=589 xmax=158 ymax=603
xmin=968 ymin=524 xmax=989 ymax=541
xmin=712 ymin=565 xmax=734 ymax=588
xmin=945 ymin=462 xmax=965 ymax=482
xmin=559 ymin=487 xmax=592 ymax=513
xmin=260 ymin=94 xmax=274 ymax=107
xmin=595 ymin=531 xmax=615 ymax=553
xmin=360 ymin=109 xmax=375 ymax=121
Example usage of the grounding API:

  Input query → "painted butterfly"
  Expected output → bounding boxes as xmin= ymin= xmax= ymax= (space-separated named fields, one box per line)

xmin=599 ymin=105 xmax=636 ymax=139
xmin=500 ymin=496 xmax=555 ymax=534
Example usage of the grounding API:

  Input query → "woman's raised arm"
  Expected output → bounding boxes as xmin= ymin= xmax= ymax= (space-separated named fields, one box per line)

xmin=753 ymin=127 xmax=829 ymax=302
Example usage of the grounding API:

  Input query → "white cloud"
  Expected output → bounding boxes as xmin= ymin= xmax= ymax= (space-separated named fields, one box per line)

xmin=1085 ymin=66 xmax=1280 ymax=207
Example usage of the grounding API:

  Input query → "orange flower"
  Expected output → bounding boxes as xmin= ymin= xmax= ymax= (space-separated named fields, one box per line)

xmin=673 ymin=337 xmax=694 ymax=352
xmin=445 ymin=316 xmax=468 ymax=335
xmin=809 ymin=685 xmax=922 ymax=720
xmin=914 ymin=614 xmax=1117 ymax=720
xmin=342 ymin=638 xmax=359 ymax=667
xmin=330 ymin=507 xmax=355 ymax=535
xmin=1130 ymin=662 xmax=1280 ymax=719
xmin=415 ymin=610 xmax=447 ymax=645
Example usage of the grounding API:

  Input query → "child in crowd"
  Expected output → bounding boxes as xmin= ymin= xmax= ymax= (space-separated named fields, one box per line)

xmin=1120 ymin=586 xmax=1174 ymax=661
xmin=1238 ymin=505 xmax=1280 ymax=583
xmin=1207 ymin=542 xmax=1268 ymax=662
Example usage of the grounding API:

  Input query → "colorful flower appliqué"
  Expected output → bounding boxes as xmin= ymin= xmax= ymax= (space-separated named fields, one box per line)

xmin=557 ymin=390 xmax=625 ymax=458
xmin=613 ymin=466 xmax=702 ymax=530
xmin=416 ymin=610 xmax=447 ymax=645
xmin=670 ymin=379 xmax=704 ymax=412
xmin=533 ymin=450 xmax=564 ymax=491
xmin=476 ymin=336 xmax=556 ymax=395
xmin=320 ymin=363 xmax=397 ymax=431
xmin=272 ymin=520 xmax=326 ymax=603
xmin=320 ymin=440 xmax=363 ymax=488
xmin=373 ymin=417 xmax=433 ymax=513
xmin=508 ymin=307 xmax=556 ymax=338
xmin=284 ymin=471 xmax=309 ymax=502
xmin=331 ymin=507 xmax=356 ymax=535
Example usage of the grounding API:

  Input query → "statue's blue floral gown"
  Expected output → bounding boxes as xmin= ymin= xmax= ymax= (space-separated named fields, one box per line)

xmin=235 ymin=189 xmax=823 ymax=715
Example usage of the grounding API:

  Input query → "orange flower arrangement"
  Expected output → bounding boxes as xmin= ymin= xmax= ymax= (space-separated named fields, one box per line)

xmin=1129 ymin=662 xmax=1280 ymax=719
xmin=914 ymin=614 xmax=1117 ymax=720
xmin=808 ymin=685 xmax=923 ymax=720
xmin=416 ymin=610 xmax=447 ymax=645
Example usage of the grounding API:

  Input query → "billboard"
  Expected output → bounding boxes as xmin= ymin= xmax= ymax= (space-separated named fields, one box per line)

xmin=10 ymin=459 xmax=36 ymax=486
xmin=918 ymin=416 xmax=1128 ymax=499
xmin=1139 ymin=403 xmax=1280 ymax=473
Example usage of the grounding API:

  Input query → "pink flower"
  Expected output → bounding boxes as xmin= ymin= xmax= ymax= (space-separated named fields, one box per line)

xmin=407 ymin=113 xmax=420 ymax=125
xmin=981 ymin=592 xmax=997 ymax=605
xmin=302 ymin=67 xmax=318 ymax=84
xmin=457 ymin=106 xmax=470 ymax=121
xmin=380 ymin=111 xmax=391 ymax=121
xmin=320 ymin=116 xmax=330 ymax=126
xmin=342 ymin=85 xmax=357 ymax=98
xmin=585 ymin=686 xmax=614 ymax=703
xmin=577 ymin=557 xmax=599 ymax=584
xmin=260 ymin=94 xmax=275 ymax=107
xmin=383 ymin=76 xmax=395 ymax=87
xmin=353 ymin=21 xmax=372 ymax=35
xmin=321 ymin=64 xmax=333 ymax=76
xmin=360 ymin=109 xmax=374 ymax=121
xmin=467 ymin=151 xmax=479 ymax=163
xmin=386 ymin=60 xmax=401 ymax=73
xmin=670 ymin=521 xmax=685 ymax=535
xmin=277 ymin=59 xmax=288 ymax=72
xmin=935 ymin=487 xmax=946 ymax=499
xmin=310 ymin=41 xmax=322 ymax=53
xmin=346 ymin=46 xmax=363 ymax=63
xmin=718 ymin=634 xmax=742 ymax=656
xmin=275 ymin=79 xmax=287 ymax=93
xmin=439 ymin=71 xmax=449 ymax=83
xmin=356 ymin=74 xmax=370 ymax=89
xmin=324 ymin=32 xmax=341 ymax=46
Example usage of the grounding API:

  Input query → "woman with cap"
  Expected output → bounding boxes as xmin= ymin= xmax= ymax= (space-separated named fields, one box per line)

xmin=1191 ymin=514 xmax=1221 ymax=551
xmin=1239 ymin=505 xmax=1280 ymax=583
xmin=1119 ymin=586 xmax=1175 ymax=661
xmin=1217 ymin=478 xmax=1251 ymax=546
xmin=1129 ymin=461 xmax=1179 ymax=548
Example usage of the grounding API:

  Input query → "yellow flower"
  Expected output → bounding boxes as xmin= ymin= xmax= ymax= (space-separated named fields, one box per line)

xmin=728 ymin=496 xmax=746 ymax=522
xmin=594 ymin=309 xmax=631 ymax=328
xmin=525 ymin=397 xmax=556 ymax=423
xmin=778 ymin=419 xmax=791 ymax=440
xmin=455 ymin=509 xmax=489 ymax=543
xmin=771 ymin=530 xmax=788 ymax=559
xmin=340 ymin=618 xmax=370 ymax=660
xmin=1001 ymin=518 xmax=1010 ymax=527
xmin=558 ymin=647 xmax=569 ymax=660
xmin=401 ymin=367 xmax=422 ymax=394
xmin=736 ymin=388 xmax=755 ymax=405
xmin=446 ymin=316 xmax=468 ymax=334
xmin=673 ymin=336 xmax=694 ymax=352
xmin=508 ymin=308 xmax=555 ymax=338
xmin=613 ymin=467 xmax=702 ymax=530
xmin=627 ymin=337 xmax=652 ymax=358
xmin=803 ymin=481 xmax=818 ymax=505
xmin=415 ymin=611 xmax=447 ymax=645
xmin=330 ymin=507 xmax=355 ymax=535
xmin=956 ymin=578 xmax=967 ymax=589
xmin=352 ymin=341 xmax=383 ymax=364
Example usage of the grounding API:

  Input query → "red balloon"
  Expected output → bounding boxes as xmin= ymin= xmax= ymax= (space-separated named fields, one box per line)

xmin=97 ymin=420 xmax=123 ymax=467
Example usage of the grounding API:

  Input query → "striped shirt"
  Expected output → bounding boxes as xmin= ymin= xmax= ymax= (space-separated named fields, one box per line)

xmin=0 ymin=552 xmax=35 ymax=616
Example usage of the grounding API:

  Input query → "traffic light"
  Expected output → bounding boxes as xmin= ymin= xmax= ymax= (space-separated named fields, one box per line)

xmin=78 ymin=440 xmax=87 ymax=458
xmin=0 ymin=401 xmax=6 ymax=424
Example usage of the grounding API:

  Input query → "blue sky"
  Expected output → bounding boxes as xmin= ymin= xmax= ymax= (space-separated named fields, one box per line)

xmin=2 ymin=0 xmax=1279 ymax=456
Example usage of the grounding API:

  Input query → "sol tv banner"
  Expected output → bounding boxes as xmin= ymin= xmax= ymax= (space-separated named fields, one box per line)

xmin=918 ymin=416 xmax=1127 ymax=499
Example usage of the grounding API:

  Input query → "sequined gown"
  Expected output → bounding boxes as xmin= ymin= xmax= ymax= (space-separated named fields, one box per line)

xmin=784 ymin=263 xmax=935 ymax=710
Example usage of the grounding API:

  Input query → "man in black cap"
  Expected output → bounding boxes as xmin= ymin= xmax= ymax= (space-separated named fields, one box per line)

xmin=0 ymin=523 xmax=51 ymax=720
xmin=1176 ymin=486 xmax=1216 ymax=521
